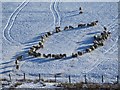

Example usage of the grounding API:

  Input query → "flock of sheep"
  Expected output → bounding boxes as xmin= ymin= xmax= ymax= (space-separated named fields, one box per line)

xmin=15 ymin=7 xmax=111 ymax=70
xmin=72 ymin=27 xmax=111 ymax=57
xmin=26 ymin=20 xmax=110 ymax=59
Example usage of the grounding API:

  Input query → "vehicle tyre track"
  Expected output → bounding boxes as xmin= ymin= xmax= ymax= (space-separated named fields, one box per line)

xmin=54 ymin=2 xmax=61 ymax=26
xmin=3 ymin=0 xmax=29 ymax=45
xmin=50 ymin=2 xmax=60 ymax=28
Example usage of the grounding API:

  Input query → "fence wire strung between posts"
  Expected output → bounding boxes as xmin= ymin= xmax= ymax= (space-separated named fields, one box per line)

xmin=7 ymin=73 xmax=119 ymax=84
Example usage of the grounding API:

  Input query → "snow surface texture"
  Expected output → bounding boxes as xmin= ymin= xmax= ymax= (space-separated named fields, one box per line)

xmin=1 ymin=1 xmax=118 ymax=84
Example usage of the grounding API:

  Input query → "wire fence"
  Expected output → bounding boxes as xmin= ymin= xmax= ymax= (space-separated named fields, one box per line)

xmin=7 ymin=73 xmax=119 ymax=84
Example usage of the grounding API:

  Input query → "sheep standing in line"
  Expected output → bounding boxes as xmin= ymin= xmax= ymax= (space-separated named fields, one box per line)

xmin=47 ymin=54 xmax=52 ymax=58
xmin=77 ymin=51 xmax=83 ymax=56
xmin=47 ymin=31 xmax=53 ymax=36
xmin=55 ymin=26 xmax=61 ymax=33
xmin=93 ymin=44 xmax=99 ymax=49
xmin=90 ymin=45 xmax=95 ymax=50
xmin=72 ymin=53 xmax=78 ymax=57
xmin=64 ymin=26 xmax=69 ymax=30
xmin=69 ymin=25 xmax=74 ymax=29
xmin=16 ymin=64 xmax=19 ymax=70
xmin=15 ymin=59 xmax=20 ymax=70
xmin=78 ymin=23 xmax=86 ymax=28
xmin=86 ymin=48 xmax=92 ymax=53
xmin=79 ymin=7 xmax=83 ymax=14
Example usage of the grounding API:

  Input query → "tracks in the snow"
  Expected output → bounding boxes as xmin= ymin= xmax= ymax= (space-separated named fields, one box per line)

xmin=1 ymin=0 xmax=29 ymax=76
xmin=3 ymin=0 xmax=29 ymax=45
xmin=50 ymin=2 xmax=61 ymax=28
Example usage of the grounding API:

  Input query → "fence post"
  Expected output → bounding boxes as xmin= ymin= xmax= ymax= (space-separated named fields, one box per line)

xmin=39 ymin=74 xmax=41 ymax=81
xmin=84 ymin=75 xmax=87 ymax=84
xmin=9 ymin=74 xmax=11 ymax=81
xmin=102 ymin=75 xmax=104 ymax=83
xmin=54 ymin=75 xmax=57 ymax=82
xmin=117 ymin=75 xmax=119 ymax=84
xmin=23 ymin=73 xmax=25 ymax=80
xmin=68 ymin=75 xmax=71 ymax=83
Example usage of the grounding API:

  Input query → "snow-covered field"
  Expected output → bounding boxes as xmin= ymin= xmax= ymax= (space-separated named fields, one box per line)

xmin=1 ymin=1 xmax=118 ymax=88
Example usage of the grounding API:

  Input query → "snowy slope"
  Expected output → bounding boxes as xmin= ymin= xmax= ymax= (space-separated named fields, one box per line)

xmin=1 ymin=1 xmax=118 ymax=86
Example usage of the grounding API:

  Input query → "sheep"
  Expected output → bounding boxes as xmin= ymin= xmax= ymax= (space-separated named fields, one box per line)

xmin=64 ymin=26 xmax=69 ymax=30
xmin=47 ymin=54 xmax=52 ymax=58
xmin=101 ymin=31 xmax=108 ymax=40
xmin=94 ymin=40 xmax=104 ymax=46
xmin=54 ymin=54 xmax=63 ymax=59
xmin=41 ymin=38 xmax=45 ymax=43
xmin=39 ymin=42 xmax=43 ymax=46
xmin=98 ymin=42 xmax=104 ymax=46
xmin=87 ymin=21 xmax=98 ymax=26
xmin=42 ymin=35 xmax=47 ymax=39
xmin=78 ymin=23 xmax=86 ymax=27
xmin=55 ymin=26 xmax=60 ymax=30
xmin=90 ymin=45 xmax=95 ymax=50
xmin=36 ymin=53 xmax=41 ymax=57
xmin=86 ymin=48 xmax=92 ymax=53
xmin=41 ymin=36 xmax=44 ymax=39
xmin=93 ymin=44 xmax=99 ymax=49
xmin=101 ymin=31 xmax=111 ymax=40
xmin=72 ymin=53 xmax=78 ymax=57
xmin=32 ymin=52 xmax=41 ymax=57
xmin=103 ymin=30 xmax=111 ymax=35
xmin=79 ymin=11 xmax=83 ymax=14
xmin=54 ymin=55 xmax=61 ymax=59
xmin=16 ymin=55 xmax=23 ymax=60
xmin=91 ymin=21 xmax=98 ymax=26
xmin=63 ymin=54 xmax=67 ymax=58
xmin=32 ymin=52 xmax=38 ymax=57
xmin=55 ymin=26 xmax=61 ymax=33
xmin=33 ymin=45 xmax=40 ymax=50
xmin=47 ymin=32 xmax=52 ymax=36
xmin=56 ymin=29 xmax=61 ymax=33
xmin=95 ymin=20 xmax=98 ymax=23
xmin=32 ymin=48 xmax=37 ymax=52
xmin=69 ymin=25 xmax=74 ymax=29
xmin=93 ymin=40 xmax=99 ymax=44
xmin=45 ymin=33 xmax=49 ymax=38
xmin=103 ymin=26 xmax=107 ymax=30
xmin=101 ymin=33 xmax=108 ymax=40
xmin=59 ymin=54 xmax=64 ymax=58
xmin=38 ymin=44 xmax=44 ymax=48
xmin=30 ymin=47 xmax=34 ymax=50
xmin=95 ymin=35 xmax=103 ymax=41
xmin=87 ymin=23 xmax=92 ymax=26
xmin=108 ymin=31 xmax=111 ymax=35
xmin=16 ymin=65 xmax=19 ymax=70
xmin=94 ymin=35 xmax=98 ymax=39
xmin=77 ymin=51 xmax=83 ymax=56
xmin=43 ymin=54 xmax=49 ymax=58
xmin=28 ymin=50 xmax=33 ymax=56
xmin=79 ymin=7 xmax=82 ymax=10
xmin=15 ymin=60 xmax=19 ymax=65
xmin=79 ymin=7 xmax=83 ymax=14
xmin=52 ymin=54 xmax=55 ymax=58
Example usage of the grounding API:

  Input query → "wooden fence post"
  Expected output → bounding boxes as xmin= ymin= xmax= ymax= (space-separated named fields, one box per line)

xmin=84 ymin=75 xmax=87 ymax=84
xmin=9 ymin=74 xmax=11 ymax=81
xmin=68 ymin=75 xmax=71 ymax=83
xmin=23 ymin=73 xmax=25 ymax=80
xmin=117 ymin=75 xmax=119 ymax=84
xmin=39 ymin=74 xmax=41 ymax=81
xmin=102 ymin=75 xmax=104 ymax=83
xmin=54 ymin=75 xmax=57 ymax=82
